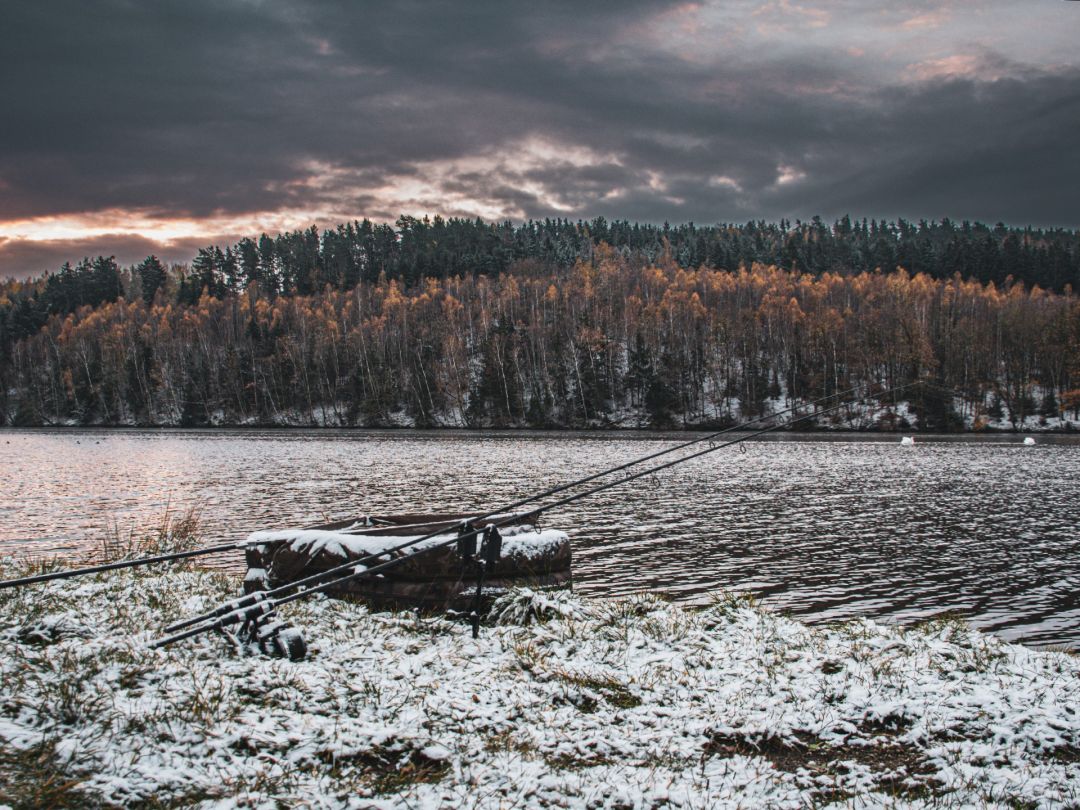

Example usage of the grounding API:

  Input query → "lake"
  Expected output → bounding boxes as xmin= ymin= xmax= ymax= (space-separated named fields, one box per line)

xmin=3 ymin=428 xmax=1078 ymax=647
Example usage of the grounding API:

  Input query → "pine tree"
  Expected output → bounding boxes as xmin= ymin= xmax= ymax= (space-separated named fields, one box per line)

xmin=137 ymin=255 xmax=167 ymax=304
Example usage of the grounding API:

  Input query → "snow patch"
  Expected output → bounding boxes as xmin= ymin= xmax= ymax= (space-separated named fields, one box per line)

xmin=247 ymin=525 xmax=568 ymax=562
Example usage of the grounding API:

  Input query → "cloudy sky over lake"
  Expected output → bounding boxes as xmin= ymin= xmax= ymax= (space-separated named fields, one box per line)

xmin=2 ymin=0 xmax=1078 ymax=277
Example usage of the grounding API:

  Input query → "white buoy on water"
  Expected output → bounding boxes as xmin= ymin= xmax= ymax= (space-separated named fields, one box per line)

xmin=900 ymin=436 xmax=915 ymax=446
xmin=1024 ymin=437 xmax=1036 ymax=446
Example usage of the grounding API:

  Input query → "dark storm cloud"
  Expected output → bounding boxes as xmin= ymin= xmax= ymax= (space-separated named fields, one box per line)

xmin=0 ymin=0 xmax=681 ymax=220
xmin=1 ymin=0 xmax=1078 ymax=277
xmin=768 ymin=69 xmax=1080 ymax=226
xmin=0 ymin=235 xmax=215 ymax=276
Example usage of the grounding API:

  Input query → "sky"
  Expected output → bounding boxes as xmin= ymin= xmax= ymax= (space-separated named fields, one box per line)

xmin=1 ymin=0 xmax=1078 ymax=278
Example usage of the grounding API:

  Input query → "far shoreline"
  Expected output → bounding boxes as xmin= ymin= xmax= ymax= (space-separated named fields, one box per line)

xmin=2 ymin=422 xmax=1077 ymax=436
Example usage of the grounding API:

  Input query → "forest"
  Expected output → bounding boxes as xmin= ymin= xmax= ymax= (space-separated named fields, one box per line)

xmin=0 ymin=216 xmax=1078 ymax=430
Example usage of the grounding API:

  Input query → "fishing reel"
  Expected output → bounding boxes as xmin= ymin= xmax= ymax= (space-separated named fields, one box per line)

xmin=456 ymin=522 xmax=503 ymax=567
xmin=224 ymin=608 xmax=308 ymax=662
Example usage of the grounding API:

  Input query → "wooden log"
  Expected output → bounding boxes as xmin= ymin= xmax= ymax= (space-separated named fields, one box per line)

xmin=243 ymin=512 xmax=572 ymax=611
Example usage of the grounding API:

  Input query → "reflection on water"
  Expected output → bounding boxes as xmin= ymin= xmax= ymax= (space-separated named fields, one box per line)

xmin=2 ymin=428 xmax=1079 ymax=647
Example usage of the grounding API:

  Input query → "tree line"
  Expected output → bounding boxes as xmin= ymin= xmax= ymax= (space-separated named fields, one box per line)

xmin=2 ymin=241 xmax=1077 ymax=430
xmin=4 ymin=214 xmax=1080 ymax=333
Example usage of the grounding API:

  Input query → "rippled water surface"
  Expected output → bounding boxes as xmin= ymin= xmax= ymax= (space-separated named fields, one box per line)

xmin=3 ymin=429 xmax=1079 ymax=646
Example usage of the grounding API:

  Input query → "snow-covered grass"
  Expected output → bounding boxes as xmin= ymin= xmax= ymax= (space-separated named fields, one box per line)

xmin=1 ymin=566 xmax=1078 ymax=809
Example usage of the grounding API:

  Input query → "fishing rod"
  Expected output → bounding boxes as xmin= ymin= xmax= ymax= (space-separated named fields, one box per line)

xmin=0 ymin=514 xmax=413 ymax=591
xmin=160 ymin=381 xmax=888 ymax=636
xmin=0 ymin=539 xmax=273 ymax=591
xmin=152 ymin=383 xmax=912 ymax=649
